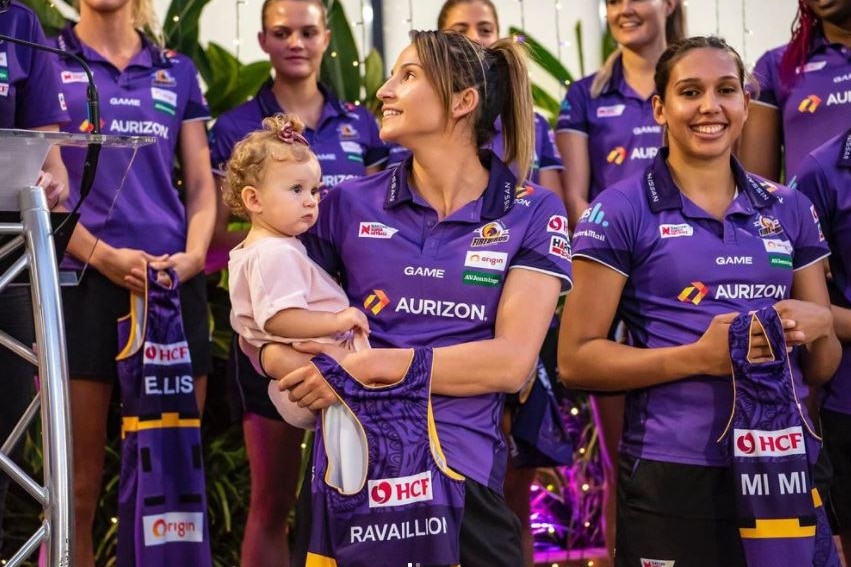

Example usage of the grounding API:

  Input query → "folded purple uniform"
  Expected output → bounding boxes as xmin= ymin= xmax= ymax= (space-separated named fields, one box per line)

xmin=306 ymin=347 xmax=465 ymax=567
xmin=719 ymin=307 xmax=838 ymax=567
xmin=115 ymin=267 xmax=211 ymax=567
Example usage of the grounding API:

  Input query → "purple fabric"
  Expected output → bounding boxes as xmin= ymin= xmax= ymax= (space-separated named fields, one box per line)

xmin=308 ymin=348 xmax=465 ymax=566
xmin=752 ymin=36 xmax=851 ymax=180
xmin=795 ymin=129 xmax=851 ymax=414
xmin=116 ymin=267 xmax=211 ymax=567
xmin=302 ymin=151 xmax=573 ymax=491
xmin=0 ymin=1 xmax=69 ymax=128
xmin=721 ymin=307 xmax=838 ymax=567
xmin=572 ymin=150 xmax=830 ymax=466
xmin=55 ymin=26 xmax=210 ymax=268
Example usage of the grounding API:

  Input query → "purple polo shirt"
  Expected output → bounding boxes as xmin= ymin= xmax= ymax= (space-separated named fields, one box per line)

xmin=209 ymin=81 xmax=387 ymax=187
xmin=573 ymin=150 xmax=829 ymax=466
xmin=0 ymin=1 xmax=68 ymax=128
xmin=385 ymin=112 xmax=564 ymax=185
xmin=556 ymin=55 xmax=662 ymax=201
xmin=302 ymin=151 xmax=573 ymax=491
xmin=752 ymin=33 xmax=851 ymax=180
xmin=55 ymin=26 xmax=210 ymax=268
xmin=795 ymin=129 xmax=851 ymax=415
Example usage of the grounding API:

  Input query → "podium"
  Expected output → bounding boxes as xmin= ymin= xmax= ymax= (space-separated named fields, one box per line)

xmin=0 ymin=129 xmax=154 ymax=567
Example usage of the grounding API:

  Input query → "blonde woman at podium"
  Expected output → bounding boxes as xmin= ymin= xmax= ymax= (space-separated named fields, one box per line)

xmin=51 ymin=0 xmax=216 ymax=565
xmin=0 ymin=0 xmax=69 ymax=552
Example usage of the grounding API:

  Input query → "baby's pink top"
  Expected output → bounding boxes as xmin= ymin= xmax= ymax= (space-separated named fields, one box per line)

xmin=228 ymin=236 xmax=351 ymax=348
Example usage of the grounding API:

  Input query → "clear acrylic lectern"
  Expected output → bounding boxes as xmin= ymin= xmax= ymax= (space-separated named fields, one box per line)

xmin=0 ymin=128 xmax=154 ymax=567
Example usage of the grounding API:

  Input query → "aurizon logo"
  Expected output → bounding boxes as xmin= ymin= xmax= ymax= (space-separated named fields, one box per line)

xmin=364 ymin=289 xmax=390 ymax=315
xmin=798 ymin=94 xmax=822 ymax=113
xmin=607 ymin=146 xmax=627 ymax=164
xmin=678 ymin=281 xmax=709 ymax=305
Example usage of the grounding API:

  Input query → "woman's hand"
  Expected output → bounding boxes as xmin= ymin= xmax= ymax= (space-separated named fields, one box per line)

xmin=36 ymin=169 xmax=66 ymax=210
xmin=148 ymin=251 xmax=204 ymax=286
xmin=693 ymin=312 xmax=739 ymax=376
xmin=91 ymin=246 xmax=167 ymax=293
xmin=772 ymin=299 xmax=833 ymax=348
xmin=277 ymin=342 xmax=349 ymax=411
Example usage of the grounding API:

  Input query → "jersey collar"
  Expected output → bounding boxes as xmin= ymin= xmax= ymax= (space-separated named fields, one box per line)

xmin=384 ymin=150 xmax=518 ymax=220
xmin=645 ymin=148 xmax=779 ymax=213
xmin=255 ymin=81 xmax=354 ymax=122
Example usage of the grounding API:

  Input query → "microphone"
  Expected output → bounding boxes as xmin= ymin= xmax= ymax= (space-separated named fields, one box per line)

xmin=0 ymin=24 xmax=102 ymax=209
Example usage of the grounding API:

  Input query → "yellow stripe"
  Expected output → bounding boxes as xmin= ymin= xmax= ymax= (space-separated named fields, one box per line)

xmin=739 ymin=518 xmax=816 ymax=539
xmin=813 ymin=487 xmax=823 ymax=508
xmin=121 ymin=412 xmax=201 ymax=438
xmin=305 ymin=552 xmax=337 ymax=567
xmin=427 ymin=401 xmax=464 ymax=481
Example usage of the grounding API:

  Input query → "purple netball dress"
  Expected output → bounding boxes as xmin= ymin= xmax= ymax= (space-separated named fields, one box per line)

xmin=115 ymin=267 xmax=211 ymax=566
xmin=306 ymin=347 xmax=465 ymax=567
xmin=719 ymin=307 xmax=838 ymax=567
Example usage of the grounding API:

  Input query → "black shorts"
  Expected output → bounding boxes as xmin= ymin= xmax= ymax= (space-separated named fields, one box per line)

xmin=822 ymin=408 xmax=851 ymax=531
xmin=615 ymin=455 xmax=747 ymax=567
xmin=458 ymin=478 xmax=523 ymax=567
xmin=62 ymin=269 xmax=212 ymax=380
xmin=229 ymin=336 xmax=281 ymax=420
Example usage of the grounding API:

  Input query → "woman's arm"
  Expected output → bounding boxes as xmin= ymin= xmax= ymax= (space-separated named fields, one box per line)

xmin=276 ymin=268 xmax=565 ymax=409
xmin=738 ymin=103 xmax=782 ymax=181
xmin=780 ymin=262 xmax=841 ymax=385
xmin=537 ymin=169 xmax=566 ymax=203
xmin=557 ymin=258 xmax=739 ymax=390
xmin=555 ymin=131 xmax=592 ymax=228
xmin=148 ymin=121 xmax=216 ymax=283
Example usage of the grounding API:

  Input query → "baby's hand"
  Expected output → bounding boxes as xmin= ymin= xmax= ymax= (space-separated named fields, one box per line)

xmin=336 ymin=307 xmax=370 ymax=335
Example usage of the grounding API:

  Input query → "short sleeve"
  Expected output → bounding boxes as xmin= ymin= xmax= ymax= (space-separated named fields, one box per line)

xmin=571 ymin=187 xmax=638 ymax=277
xmin=510 ymin=190 xmax=573 ymax=292
xmin=752 ymin=49 xmax=780 ymax=108
xmin=247 ymin=244 xmax=314 ymax=330
xmin=555 ymin=79 xmax=590 ymax=134
xmin=182 ymin=62 xmax=211 ymax=122
xmin=787 ymin=188 xmax=830 ymax=270
xmin=16 ymin=16 xmax=69 ymax=128
xmin=360 ymin=110 xmax=389 ymax=168
xmin=535 ymin=114 xmax=564 ymax=171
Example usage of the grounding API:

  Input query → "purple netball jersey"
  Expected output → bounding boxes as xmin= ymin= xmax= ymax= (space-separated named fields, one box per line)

xmin=115 ymin=268 xmax=211 ymax=567
xmin=0 ymin=1 xmax=68 ymax=129
xmin=795 ymin=129 xmax=851 ymax=415
xmin=720 ymin=307 xmax=838 ymax=567
xmin=752 ymin=35 xmax=851 ymax=180
xmin=302 ymin=152 xmax=573 ymax=491
xmin=306 ymin=348 xmax=465 ymax=567
xmin=55 ymin=27 xmax=210 ymax=268
xmin=572 ymin=150 xmax=829 ymax=466
xmin=556 ymin=56 xmax=662 ymax=200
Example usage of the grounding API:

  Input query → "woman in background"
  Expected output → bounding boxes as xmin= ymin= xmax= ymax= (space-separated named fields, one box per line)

xmin=554 ymin=0 xmax=685 ymax=558
xmin=56 ymin=0 xmax=215 ymax=564
xmin=739 ymin=0 xmax=851 ymax=182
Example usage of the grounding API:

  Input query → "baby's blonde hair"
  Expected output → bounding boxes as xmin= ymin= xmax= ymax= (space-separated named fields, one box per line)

xmin=223 ymin=114 xmax=317 ymax=219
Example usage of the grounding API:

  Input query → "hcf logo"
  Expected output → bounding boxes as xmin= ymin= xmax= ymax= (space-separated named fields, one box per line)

xmin=364 ymin=289 xmax=390 ymax=315
xmin=798 ymin=94 xmax=822 ymax=113
xmin=678 ymin=281 xmax=709 ymax=305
